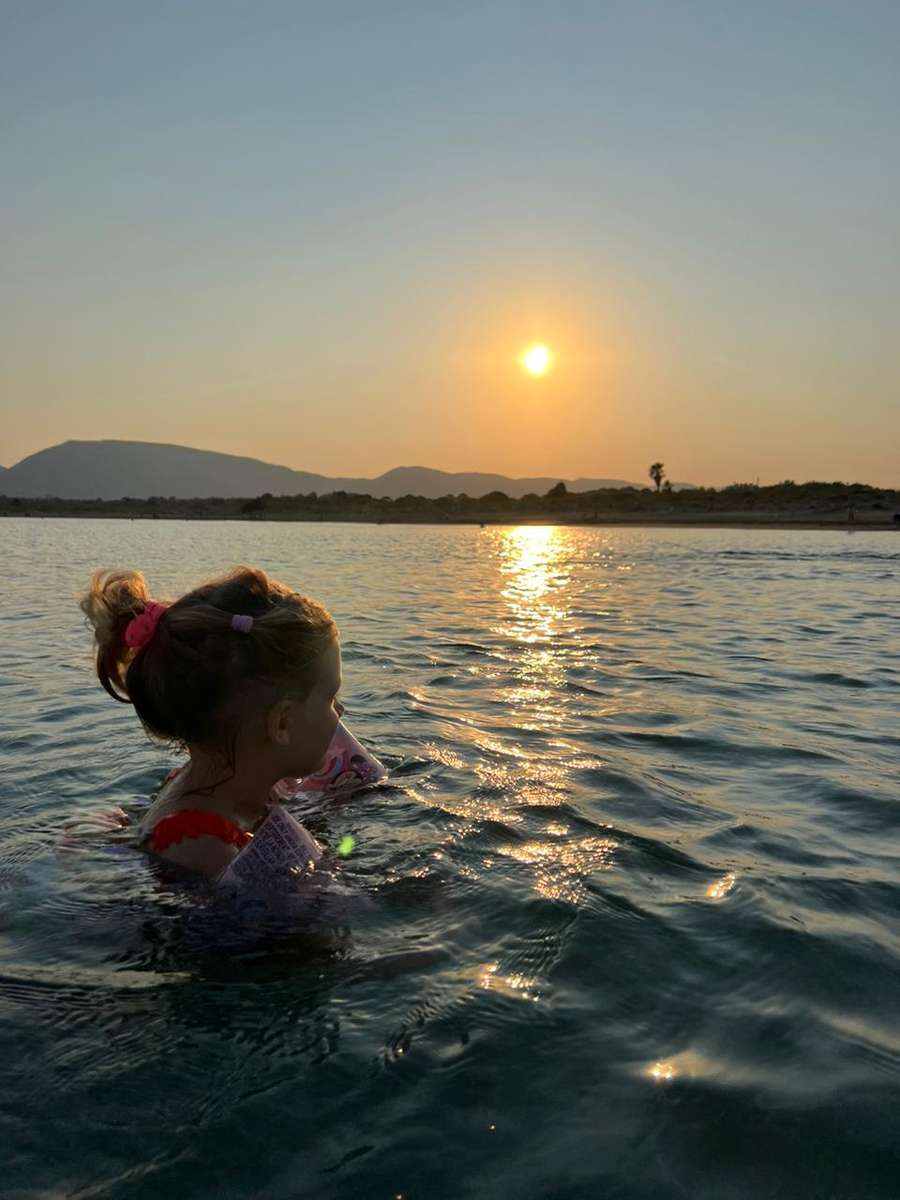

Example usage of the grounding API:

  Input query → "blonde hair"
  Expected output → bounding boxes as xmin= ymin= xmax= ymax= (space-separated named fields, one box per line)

xmin=79 ymin=565 xmax=337 ymax=748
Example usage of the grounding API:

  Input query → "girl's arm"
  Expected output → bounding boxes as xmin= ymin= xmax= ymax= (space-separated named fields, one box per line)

xmin=156 ymin=835 xmax=240 ymax=879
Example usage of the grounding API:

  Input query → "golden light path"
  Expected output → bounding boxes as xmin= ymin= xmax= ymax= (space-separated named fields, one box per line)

xmin=521 ymin=343 xmax=553 ymax=375
xmin=490 ymin=526 xmax=617 ymax=902
xmin=415 ymin=528 xmax=617 ymax=916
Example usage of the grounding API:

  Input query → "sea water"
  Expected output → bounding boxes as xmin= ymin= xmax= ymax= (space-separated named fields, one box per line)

xmin=1 ymin=519 xmax=898 ymax=1199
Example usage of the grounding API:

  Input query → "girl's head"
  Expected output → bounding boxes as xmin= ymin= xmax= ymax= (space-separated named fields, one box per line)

xmin=80 ymin=565 xmax=341 ymax=778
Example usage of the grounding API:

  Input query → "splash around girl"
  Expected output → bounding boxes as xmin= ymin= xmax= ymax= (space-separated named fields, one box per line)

xmin=80 ymin=565 xmax=344 ymax=879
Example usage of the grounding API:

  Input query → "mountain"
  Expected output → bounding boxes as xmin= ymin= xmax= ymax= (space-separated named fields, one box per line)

xmin=1 ymin=440 xmax=656 ymax=500
xmin=363 ymin=465 xmax=641 ymax=498
xmin=3 ymin=441 xmax=329 ymax=500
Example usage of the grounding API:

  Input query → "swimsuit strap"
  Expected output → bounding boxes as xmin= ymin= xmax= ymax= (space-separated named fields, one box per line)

xmin=148 ymin=809 xmax=253 ymax=854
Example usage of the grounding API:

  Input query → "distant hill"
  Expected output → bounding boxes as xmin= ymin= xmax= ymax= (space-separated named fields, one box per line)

xmin=4 ymin=441 xmax=326 ymax=501
xmin=1 ymin=440 xmax=667 ymax=500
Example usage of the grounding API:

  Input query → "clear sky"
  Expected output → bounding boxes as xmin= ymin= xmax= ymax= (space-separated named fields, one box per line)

xmin=2 ymin=1 xmax=898 ymax=486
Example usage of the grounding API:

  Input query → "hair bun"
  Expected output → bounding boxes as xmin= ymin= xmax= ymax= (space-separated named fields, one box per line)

xmin=80 ymin=569 xmax=152 ymax=700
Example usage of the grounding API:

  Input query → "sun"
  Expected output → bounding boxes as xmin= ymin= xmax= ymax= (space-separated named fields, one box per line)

xmin=521 ymin=343 xmax=553 ymax=376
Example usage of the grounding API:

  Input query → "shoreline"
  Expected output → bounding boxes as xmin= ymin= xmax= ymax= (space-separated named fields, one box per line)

xmin=3 ymin=512 xmax=897 ymax=531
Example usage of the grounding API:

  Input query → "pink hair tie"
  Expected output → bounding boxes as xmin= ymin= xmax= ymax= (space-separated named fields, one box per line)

xmin=231 ymin=614 xmax=254 ymax=634
xmin=124 ymin=601 xmax=168 ymax=651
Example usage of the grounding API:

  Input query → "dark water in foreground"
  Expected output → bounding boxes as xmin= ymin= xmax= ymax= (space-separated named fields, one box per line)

xmin=1 ymin=519 xmax=898 ymax=1200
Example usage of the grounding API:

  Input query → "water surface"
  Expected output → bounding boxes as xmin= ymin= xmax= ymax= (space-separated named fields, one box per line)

xmin=1 ymin=519 xmax=898 ymax=1199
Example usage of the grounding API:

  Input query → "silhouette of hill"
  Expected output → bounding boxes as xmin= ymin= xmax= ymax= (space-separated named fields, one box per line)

xmin=4 ymin=441 xmax=326 ymax=500
xmin=1 ymin=440 xmax=658 ymax=500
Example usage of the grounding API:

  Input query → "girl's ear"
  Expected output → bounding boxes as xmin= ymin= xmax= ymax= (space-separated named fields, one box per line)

xmin=266 ymin=699 xmax=293 ymax=746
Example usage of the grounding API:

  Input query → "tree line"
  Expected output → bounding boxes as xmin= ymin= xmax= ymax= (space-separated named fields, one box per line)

xmin=1 ymin=475 xmax=897 ymax=522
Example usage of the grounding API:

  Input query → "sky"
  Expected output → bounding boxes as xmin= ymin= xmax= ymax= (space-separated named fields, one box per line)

xmin=2 ymin=1 xmax=898 ymax=486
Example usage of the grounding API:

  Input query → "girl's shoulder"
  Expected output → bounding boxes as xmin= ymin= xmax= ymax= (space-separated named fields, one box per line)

xmin=148 ymin=808 xmax=252 ymax=854
xmin=139 ymin=767 xmax=253 ymax=877
xmin=144 ymin=808 xmax=252 ymax=878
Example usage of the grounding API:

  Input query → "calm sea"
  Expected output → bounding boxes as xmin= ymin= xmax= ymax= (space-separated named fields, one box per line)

xmin=1 ymin=519 xmax=898 ymax=1200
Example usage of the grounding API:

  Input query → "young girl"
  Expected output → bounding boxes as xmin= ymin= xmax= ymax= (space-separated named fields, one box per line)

xmin=80 ymin=565 xmax=344 ymax=879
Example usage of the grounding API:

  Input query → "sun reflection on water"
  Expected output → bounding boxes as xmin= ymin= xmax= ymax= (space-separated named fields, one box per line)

xmin=706 ymin=872 xmax=737 ymax=900
xmin=490 ymin=525 xmax=577 ymax=726
xmin=477 ymin=961 xmax=541 ymax=1002
xmin=647 ymin=1060 xmax=677 ymax=1083
xmin=497 ymin=835 xmax=618 ymax=902
xmin=494 ymin=525 xmax=571 ymax=652
xmin=436 ymin=527 xmax=621 ymax=900
xmin=500 ymin=525 xmax=563 ymax=600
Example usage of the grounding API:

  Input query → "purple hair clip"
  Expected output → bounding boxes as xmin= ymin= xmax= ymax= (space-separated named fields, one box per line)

xmin=231 ymin=614 xmax=254 ymax=634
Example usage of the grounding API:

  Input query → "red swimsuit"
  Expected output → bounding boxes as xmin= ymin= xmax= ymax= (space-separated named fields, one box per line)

xmin=148 ymin=809 xmax=252 ymax=854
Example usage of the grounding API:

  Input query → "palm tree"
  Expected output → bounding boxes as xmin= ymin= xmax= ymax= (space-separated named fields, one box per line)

xmin=649 ymin=462 xmax=665 ymax=492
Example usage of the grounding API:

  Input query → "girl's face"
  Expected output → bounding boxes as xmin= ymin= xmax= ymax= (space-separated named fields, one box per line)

xmin=290 ymin=639 xmax=343 ymax=776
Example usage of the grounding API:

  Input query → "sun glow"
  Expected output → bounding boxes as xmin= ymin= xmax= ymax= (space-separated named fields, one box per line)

xmin=521 ymin=343 xmax=552 ymax=376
